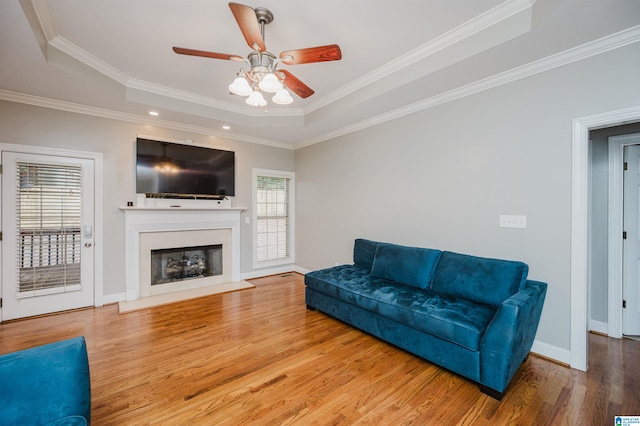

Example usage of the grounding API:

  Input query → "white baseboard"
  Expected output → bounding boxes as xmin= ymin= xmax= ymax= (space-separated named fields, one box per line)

xmin=531 ymin=339 xmax=570 ymax=365
xmin=294 ymin=265 xmax=311 ymax=275
xmin=102 ymin=292 xmax=126 ymax=305
xmin=589 ymin=319 xmax=608 ymax=335
xmin=241 ymin=265 xmax=296 ymax=280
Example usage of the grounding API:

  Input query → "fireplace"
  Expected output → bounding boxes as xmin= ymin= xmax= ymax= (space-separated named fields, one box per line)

xmin=139 ymin=228 xmax=231 ymax=297
xmin=120 ymin=205 xmax=244 ymax=301
xmin=151 ymin=244 xmax=223 ymax=285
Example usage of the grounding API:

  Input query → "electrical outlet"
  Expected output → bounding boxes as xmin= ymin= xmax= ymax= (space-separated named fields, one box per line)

xmin=499 ymin=215 xmax=527 ymax=229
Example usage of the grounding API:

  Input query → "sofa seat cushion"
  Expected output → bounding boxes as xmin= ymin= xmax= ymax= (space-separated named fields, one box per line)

xmin=305 ymin=265 xmax=496 ymax=351
xmin=370 ymin=243 xmax=442 ymax=289
xmin=431 ymin=251 xmax=529 ymax=308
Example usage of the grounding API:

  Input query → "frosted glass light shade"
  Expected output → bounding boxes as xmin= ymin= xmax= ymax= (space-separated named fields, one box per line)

xmin=228 ymin=77 xmax=252 ymax=96
xmin=272 ymin=88 xmax=293 ymax=105
xmin=246 ymin=90 xmax=267 ymax=107
xmin=258 ymin=73 xmax=283 ymax=93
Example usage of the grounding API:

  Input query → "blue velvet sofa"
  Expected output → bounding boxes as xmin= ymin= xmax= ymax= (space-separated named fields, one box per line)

xmin=0 ymin=336 xmax=91 ymax=425
xmin=305 ymin=239 xmax=547 ymax=399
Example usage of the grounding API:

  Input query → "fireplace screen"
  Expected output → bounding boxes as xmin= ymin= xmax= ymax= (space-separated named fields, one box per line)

xmin=150 ymin=244 xmax=222 ymax=285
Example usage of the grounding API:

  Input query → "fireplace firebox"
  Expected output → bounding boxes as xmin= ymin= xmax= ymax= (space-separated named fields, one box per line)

xmin=151 ymin=244 xmax=222 ymax=286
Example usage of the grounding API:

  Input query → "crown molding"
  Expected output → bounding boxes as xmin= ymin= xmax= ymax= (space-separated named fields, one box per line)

xmin=9 ymin=1 xmax=640 ymax=151
xmin=49 ymin=35 xmax=129 ymax=86
xmin=26 ymin=0 xmax=57 ymax=41
xmin=28 ymin=0 xmax=533 ymax=122
xmin=302 ymin=0 xmax=534 ymax=114
xmin=3 ymin=23 xmax=638 ymax=152
xmin=0 ymin=90 xmax=294 ymax=150
xmin=296 ymin=25 xmax=640 ymax=149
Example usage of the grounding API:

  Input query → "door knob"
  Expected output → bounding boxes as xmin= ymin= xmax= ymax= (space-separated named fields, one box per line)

xmin=85 ymin=242 xmax=92 ymax=248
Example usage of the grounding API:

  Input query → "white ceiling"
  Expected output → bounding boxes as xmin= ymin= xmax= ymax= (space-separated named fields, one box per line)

xmin=1 ymin=0 xmax=639 ymax=149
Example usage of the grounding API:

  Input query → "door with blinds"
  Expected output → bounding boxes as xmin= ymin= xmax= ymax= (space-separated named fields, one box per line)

xmin=1 ymin=152 xmax=94 ymax=320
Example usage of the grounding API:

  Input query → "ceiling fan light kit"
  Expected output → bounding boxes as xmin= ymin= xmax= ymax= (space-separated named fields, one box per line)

xmin=272 ymin=88 xmax=294 ymax=105
xmin=173 ymin=2 xmax=342 ymax=107
xmin=258 ymin=72 xmax=283 ymax=93
xmin=228 ymin=76 xmax=252 ymax=96
xmin=246 ymin=90 xmax=267 ymax=107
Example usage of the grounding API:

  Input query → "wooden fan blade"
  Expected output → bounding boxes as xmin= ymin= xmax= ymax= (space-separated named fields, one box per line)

xmin=279 ymin=44 xmax=342 ymax=65
xmin=173 ymin=47 xmax=244 ymax=62
xmin=229 ymin=2 xmax=266 ymax=52
xmin=280 ymin=70 xmax=314 ymax=99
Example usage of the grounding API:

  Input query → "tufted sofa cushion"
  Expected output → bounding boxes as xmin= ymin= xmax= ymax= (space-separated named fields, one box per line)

xmin=305 ymin=265 xmax=496 ymax=351
xmin=370 ymin=243 xmax=442 ymax=289
xmin=431 ymin=251 xmax=529 ymax=308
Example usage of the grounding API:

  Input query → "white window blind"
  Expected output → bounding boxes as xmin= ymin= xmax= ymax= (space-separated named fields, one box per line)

xmin=16 ymin=162 xmax=82 ymax=295
xmin=256 ymin=174 xmax=291 ymax=263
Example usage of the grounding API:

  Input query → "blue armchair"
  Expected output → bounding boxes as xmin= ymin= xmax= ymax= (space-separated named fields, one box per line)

xmin=0 ymin=336 xmax=91 ymax=425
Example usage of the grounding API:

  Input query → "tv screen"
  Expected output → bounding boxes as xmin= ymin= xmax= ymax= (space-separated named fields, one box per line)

xmin=136 ymin=138 xmax=235 ymax=198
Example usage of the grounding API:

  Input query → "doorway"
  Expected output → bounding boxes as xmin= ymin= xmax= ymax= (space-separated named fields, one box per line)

xmin=572 ymin=106 xmax=640 ymax=372
xmin=0 ymin=144 xmax=103 ymax=321
xmin=606 ymin=131 xmax=640 ymax=338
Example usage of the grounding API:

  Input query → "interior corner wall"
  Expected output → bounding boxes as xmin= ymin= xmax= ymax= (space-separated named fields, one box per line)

xmin=0 ymin=101 xmax=295 ymax=298
xmin=294 ymin=42 xmax=640 ymax=355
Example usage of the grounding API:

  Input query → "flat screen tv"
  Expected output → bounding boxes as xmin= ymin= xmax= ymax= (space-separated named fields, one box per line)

xmin=136 ymin=138 xmax=235 ymax=198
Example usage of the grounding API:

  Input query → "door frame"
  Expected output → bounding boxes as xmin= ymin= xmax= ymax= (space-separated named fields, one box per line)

xmin=608 ymin=133 xmax=640 ymax=338
xmin=0 ymin=143 xmax=103 ymax=320
xmin=572 ymin=105 xmax=640 ymax=371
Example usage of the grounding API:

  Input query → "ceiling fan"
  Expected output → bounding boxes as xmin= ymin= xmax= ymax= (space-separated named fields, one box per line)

xmin=172 ymin=2 xmax=342 ymax=106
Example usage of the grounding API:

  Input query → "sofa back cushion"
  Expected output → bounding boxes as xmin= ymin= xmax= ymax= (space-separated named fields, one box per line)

xmin=431 ymin=251 xmax=529 ymax=307
xmin=353 ymin=238 xmax=381 ymax=271
xmin=370 ymin=243 xmax=442 ymax=289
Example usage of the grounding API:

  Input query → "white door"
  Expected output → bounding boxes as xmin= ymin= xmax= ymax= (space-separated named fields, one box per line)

xmin=623 ymin=145 xmax=640 ymax=335
xmin=1 ymin=152 xmax=95 ymax=320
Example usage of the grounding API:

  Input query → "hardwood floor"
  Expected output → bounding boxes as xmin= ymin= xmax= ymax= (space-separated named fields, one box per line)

xmin=1 ymin=273 xmax=638 ymax=425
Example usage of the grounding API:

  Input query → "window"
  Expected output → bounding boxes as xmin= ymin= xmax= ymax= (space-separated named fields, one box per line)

xmin=16 ymin=162 xmax=82 ymax=294
xmin=253 ymin=169 xmax=294 ymax=268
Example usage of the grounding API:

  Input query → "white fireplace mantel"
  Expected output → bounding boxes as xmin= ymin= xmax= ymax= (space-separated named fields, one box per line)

xmin=120 ymin=206 xmax=246 ymax=301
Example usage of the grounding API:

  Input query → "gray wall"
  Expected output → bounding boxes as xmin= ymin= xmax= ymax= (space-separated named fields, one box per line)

xmin=295 ymin=43 xmax=640 ymax=352
xmin=0 ymin=100 xmax=295 ymax=298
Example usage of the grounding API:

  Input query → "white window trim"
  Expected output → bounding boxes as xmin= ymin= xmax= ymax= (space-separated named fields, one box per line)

xmin=252 ymin=168 xmax=295 ymax=269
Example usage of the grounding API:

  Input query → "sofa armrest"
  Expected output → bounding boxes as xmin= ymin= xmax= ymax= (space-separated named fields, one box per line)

xmin=0 ymin=336 xmax=91 ymax=425
xmin=479 ymin=280 xmax=547 ymax=393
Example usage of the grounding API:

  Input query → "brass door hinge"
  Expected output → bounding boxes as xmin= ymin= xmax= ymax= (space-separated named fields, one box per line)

xmin=624 ymin=162 xmax=628 ymax=171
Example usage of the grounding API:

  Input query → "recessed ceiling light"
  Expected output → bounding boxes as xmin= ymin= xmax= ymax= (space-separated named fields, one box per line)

xmin=149 ymin=111 xmax=159 ymax=116
xmin=222 ymin=125 xmax=231 ymax=130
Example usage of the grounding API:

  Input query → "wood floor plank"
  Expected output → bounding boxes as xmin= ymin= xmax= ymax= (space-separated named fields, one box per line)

xmin=1 ymin=272 xmax=639 ymax=425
